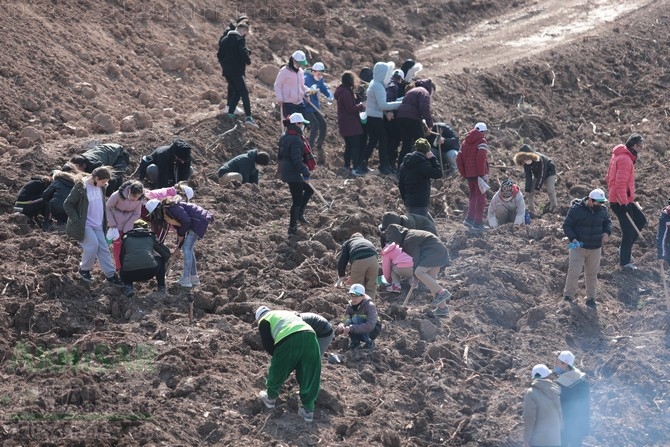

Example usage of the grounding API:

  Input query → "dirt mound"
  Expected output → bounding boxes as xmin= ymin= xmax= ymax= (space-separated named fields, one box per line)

xmin=1 ymin=0 xmax=669 ymax=446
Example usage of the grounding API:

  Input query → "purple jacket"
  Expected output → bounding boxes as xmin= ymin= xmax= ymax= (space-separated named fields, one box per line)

xmin=396 ymin=83 xmax=433 ymax=128
xmin=334 ymin=85 xmax=363 ymax=137
xmin=166 ymin=202 xmax=213 ymax=238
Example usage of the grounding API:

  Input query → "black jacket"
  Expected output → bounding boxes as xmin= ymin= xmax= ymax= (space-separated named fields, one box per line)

xmin=428 ymin=122 xmax=460 ymax=152
xmin=138 ymin=142 xmax=192 ymax=188
xmin=562 ymin=198 xmax=613 ymax=249
xmin=120 ymin=228 xmax=171 ymax=272
xmin=218 ymin=149 xmax=260 ymax=184
xmin=337 ymin=236 xmax=378 ymax=277
xmin=384 ymin=224 xmax=449 ymax=269
xmin=398 ymin=151 xmax=443 ymax=208
xmin=81 ymin=143 xmax=129 ymax=174
xmin=217 ymin=30 xmax=251 ymax=76
xmin=278 ymin=125 xmax=311 ymax=183
xmin=380 ymin=212 xmax=437 ymax=247
xmin=300 ymin=313 xmax=333 ymax=338
xmin=514 ymin=150 xmax=556 ymax=193
xmin=43 ymin=171 xmax=76 ymax=217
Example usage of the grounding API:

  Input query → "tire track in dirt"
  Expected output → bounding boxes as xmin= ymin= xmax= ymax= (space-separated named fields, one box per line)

xmin=418 ymin=0 xmax=656 ymax=76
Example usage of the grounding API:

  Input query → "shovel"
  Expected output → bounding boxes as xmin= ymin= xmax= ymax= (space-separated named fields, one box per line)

xmin=307 ymin=181 xmax=334 ymax=209
xmin=403 ymin=283 xmax=418 ymax=307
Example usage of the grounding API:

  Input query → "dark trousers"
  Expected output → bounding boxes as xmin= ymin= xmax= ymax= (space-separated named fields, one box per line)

xmin=305 ymin=111 xmax=327 ymax=150
xmin=344 ymin=135 xmax=362 ymax=169
xmin=120 ymin=260 xmax=165 ymax=287
xmin=397 ymin=117 xmax=425 ymax=167
xmin=282 ymin=103 xmax=306 ymax=119
xmin=287 ymin=181 xmax=314 ymax=231
xmin=363 ymin=117 xmax=390 ymax=170
xmin=224 ymin=73 xmax=251 ymax=117
xmin=384 ymin=115 xmax=401 ymax=170
xmin=610 ymin=202 xmax=647 ymax=266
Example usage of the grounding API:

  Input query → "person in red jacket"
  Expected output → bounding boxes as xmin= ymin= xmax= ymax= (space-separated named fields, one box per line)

xmin=456 ymin=122 xmax=490 ymax=230
xmin=605 ymin=133 xmax=646 ymax=270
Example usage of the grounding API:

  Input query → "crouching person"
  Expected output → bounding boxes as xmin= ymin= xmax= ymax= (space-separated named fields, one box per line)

xmin=119 ymin=219 xmax=171 ymax=297
xmin=300 ymin=312 xmax=334 ymax=356
xmin=487 ymin=179 xmax=526 ymax=229
xmin=337 ymin=284 xmax=381 ymax=350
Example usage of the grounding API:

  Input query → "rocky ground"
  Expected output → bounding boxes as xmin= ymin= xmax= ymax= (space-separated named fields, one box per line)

xmin=0 ymin=0 xmax=669 ymax=445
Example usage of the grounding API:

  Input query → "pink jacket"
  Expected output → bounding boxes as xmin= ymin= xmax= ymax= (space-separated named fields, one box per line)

xmin=274 ymin=66 xmax=307 ymax=105
xmin=105 ymin=188 xmax=143 ymax=233
xmin=605 ymin=144 xmax=636 ymax=205
xmin=145 ymin=187 xmax=179 ymax=200
xmin=381 ymin=243 xmax=413 ymax=283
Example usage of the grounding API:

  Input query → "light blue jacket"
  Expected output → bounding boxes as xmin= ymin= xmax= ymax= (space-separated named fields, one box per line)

xmin=303 ymin=72 xmax=332 ymax=113
xmin=365 ymin=62 xmax=402 ymax=118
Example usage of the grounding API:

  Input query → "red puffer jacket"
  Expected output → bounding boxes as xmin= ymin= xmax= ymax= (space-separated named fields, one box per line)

xmin=456 ymin=129 xmax=489 ymax=179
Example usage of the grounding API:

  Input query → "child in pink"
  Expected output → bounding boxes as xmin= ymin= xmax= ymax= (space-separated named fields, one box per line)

xmin=381 ymin=242 xmax=414 ymax=293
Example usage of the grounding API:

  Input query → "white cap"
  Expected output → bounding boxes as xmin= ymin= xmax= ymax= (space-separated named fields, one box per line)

xmin=291 ymin=50 xmax=308 ymax=66
xmin=475 ymin=122 xmax=488 ymax=132
xmin=145 ymin=199 xmax=161 ymax=214
xmin=182 ymin=185 xmax=194 ymax=200
xmin=348 ymin=283 xmax=366 ymax=296
xmin=557 ymin=350 xmax=575 ymax=366
xmin=255 ymin=306 xmax=270 ymax=321
xmin=392 ymin=69 xmax=405 ymax=80
xmin=531 ymin=364 xmax=552 ymax=379
xmin=289 ymin=113 xmax=310 ymax=125
xmin=588 ymin=189 xmax=607 ymax=203
xmin=312 ymin=62 xmax=326 ymax=72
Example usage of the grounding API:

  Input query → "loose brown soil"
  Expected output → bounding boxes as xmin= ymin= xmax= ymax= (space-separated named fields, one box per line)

xmin=0 ymin=0 xmax=669 ymax=446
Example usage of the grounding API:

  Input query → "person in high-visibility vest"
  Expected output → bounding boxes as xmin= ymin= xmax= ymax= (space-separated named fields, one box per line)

xmin=255 ymin=306 xmax=321 ymax=423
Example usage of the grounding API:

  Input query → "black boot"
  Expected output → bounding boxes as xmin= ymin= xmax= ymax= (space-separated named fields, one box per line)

xmin=288 ymin=206 xmax=299 ymax=235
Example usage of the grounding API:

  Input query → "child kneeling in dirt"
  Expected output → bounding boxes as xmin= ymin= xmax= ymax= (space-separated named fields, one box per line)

xmin=337 ymin=284 xmax=381 ymax=350
xmin=487 ymin=179 xmax=526 ymax=229
xmin=119 ymin=219 xmax=171 ymax=297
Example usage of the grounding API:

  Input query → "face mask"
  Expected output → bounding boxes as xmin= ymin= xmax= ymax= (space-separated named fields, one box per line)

xmin=554 ymin=366 xmax=565 ymax=375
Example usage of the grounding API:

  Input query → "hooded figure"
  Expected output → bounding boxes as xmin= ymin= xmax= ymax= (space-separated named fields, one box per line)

xmin=487 ymin=180 xmax=526 ymax=228
xmin=379 ymin=212 xmax=437 ymax=246
xmin=43 ymin=165 xmax=77 ymax=224
xmin=138 ymin=139 xmax=193 ymax=188
xmin=513 ymin=145 xmax=558 ymax=214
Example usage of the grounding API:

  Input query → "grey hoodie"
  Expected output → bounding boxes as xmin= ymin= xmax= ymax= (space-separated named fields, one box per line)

xmin=365 ymin=62 xmax=402 ymax=118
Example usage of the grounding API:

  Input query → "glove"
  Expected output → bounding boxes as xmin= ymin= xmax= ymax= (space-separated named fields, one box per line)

xmin=335 ymin=277 xmax=345 ymax=288
xmin=568 ymin=240 xmax=583 ymax=250
xmin=106 ymin=227 xmax=120 ymax=241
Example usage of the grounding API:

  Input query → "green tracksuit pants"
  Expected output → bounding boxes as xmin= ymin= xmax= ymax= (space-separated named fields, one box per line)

xmin=265 ymin=330 xmax=322 ymax=411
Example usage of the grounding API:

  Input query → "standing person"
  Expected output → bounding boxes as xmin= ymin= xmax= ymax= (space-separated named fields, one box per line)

xmin=278 ymin=113 xmax=315 ymax=235
xmin=562 ymin=189 xmax=612 ymax=308
xmin=43 ymin=164 xmax=78 ymax=225
xmin=63 ymin=167 xmax=124 ymax=286
xmin=513 ymin=144 xmax=558 ymax=215
xmin=119 ymin=219 xmax=171 ymax=297
xmin=554 ymin=351 xmax=590 ymax=447
xmin=381 ymin=242 xmax=413 ymax=293
xmin=217 ymin=149 xmax=270 ymax=185
xmin=70 ymin=143 xmax=130 ymax=196
xmin=216 ymin=20 xmax=258 ymax=128
xmin=487 ymin=179 xmax=526 ymax=229
xmin=145 ymin=197 xmax=213 ymax=288
xmin=656 ymin=198 xmax=670 ymax=267
xmin=384 ymin=69 xmax=405 ymax=172
xmin=334 ymin=71 xmax=365 ymax=174
xmin=255 ymin=306 xmax=321 ymax=423
xmin=398 ymin=138 xmax=443 ymax=221
xmin=456 ymin=122 xmax=490 ymax=230
xmin=274 ymin=50 xmax=309 ymax=118
xmin=383 ymin=224 xmax=451 ymax=316
xmin=363 ymin=61 xmax=402 ymax=175
xmin=137 ymin=139 xmax=193 ymax=188
xmin=106 ymin=180 xmax=145 ymax=270
xmin=336 ymin=284 xmax=381 ymax=350
xmin=335 ymin=232 xmax=379 ymax=297
xmin=522 ymin=364 xmax=563 ymax=447
xmin=300 ymin=312 xmax=334 ymax=356
xmin=605 ymin=133 xmax=647 ymax=270
xmin=396 ymin=79 xmax=436 ymax=167
xmin=303 ymin=62 xmax=333 ymax=164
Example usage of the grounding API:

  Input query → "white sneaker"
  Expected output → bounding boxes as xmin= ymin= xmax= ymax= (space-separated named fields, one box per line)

xmin=298 ymin=407 xmax=314 ymax=422
xmin=622 ymin=263 xmax=638 ymax=270
xmin=175 ymin=276 xmax=192 ymax=287
xmin=258 ymin=390 xmax=276 ymax=409
xmin=190 ymin=275 xmax=200 ymax=286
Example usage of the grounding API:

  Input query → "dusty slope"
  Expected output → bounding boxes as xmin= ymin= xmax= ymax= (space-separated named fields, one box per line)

xmin=1 ymin=0 xmax=670 ymax=446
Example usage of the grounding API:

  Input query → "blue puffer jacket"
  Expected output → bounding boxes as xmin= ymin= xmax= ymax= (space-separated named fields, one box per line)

xmin=303 ymin=72 xmax=332 ymax=113
xmin=562 ymin=198 xmax=612 ymax=249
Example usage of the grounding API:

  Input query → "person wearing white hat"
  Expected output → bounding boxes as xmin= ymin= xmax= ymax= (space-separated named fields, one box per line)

xmin=554 ymin=351 xmax=590 ymax=447
xmin=278 ymin=112 xmax=315 ymax=235
xmin=522 ymin=363 xmax=562 ymax=447
xmin=562 ymin=189 xmax=612 ymax=308
xmin=303 ymin=62 xmax=333 ymax=164
xmin=255 ymin=306 xmax=321 ymax=423
xmin=456 ymin=123 xmax=490 ymax=230
xmin=274 ymin=50 xmax=309 ymax=118
xmin=336 ymin=284 xmax=381 ymax=350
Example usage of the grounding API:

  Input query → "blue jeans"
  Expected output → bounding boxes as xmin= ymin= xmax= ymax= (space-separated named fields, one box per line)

xmin=182 ymin=231 xmax=199 ymax=278
xmin=347 ymin=315 xmax=372 ymax=346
